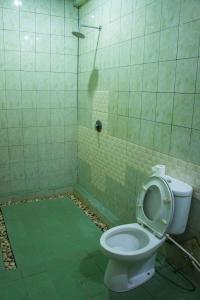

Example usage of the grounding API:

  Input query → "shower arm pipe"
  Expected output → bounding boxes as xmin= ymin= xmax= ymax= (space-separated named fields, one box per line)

xmin=80 ymin=24 xmax=102 ymax=30
xmin=166 ymin=234 xmax=200 ymax=273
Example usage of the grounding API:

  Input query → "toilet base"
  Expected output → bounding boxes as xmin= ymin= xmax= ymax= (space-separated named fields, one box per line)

xmin=104 ymin=254 xmax=156 ymax=292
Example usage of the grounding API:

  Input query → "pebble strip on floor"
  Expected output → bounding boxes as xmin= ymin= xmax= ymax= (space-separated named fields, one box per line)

xmin=0 ymin=209 xmax=16 ymax=270
xmin=0 ymin=192 xmax=108 ymax=271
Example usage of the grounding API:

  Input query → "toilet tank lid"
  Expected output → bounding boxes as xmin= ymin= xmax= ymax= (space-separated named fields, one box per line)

xmin=165 ymin=176 xmax=192 ymax=197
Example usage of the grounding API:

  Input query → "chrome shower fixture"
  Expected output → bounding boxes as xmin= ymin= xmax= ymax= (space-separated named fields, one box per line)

xmin=72 ymin=24 xmax=102 ymax=39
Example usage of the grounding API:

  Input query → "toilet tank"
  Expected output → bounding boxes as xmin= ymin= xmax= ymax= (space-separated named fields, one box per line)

xmin=165 ymin=176 xmax=192 ymax=235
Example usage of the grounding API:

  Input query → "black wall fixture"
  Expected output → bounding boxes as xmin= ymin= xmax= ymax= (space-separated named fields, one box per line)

xmin=95 ymin=120 xmax=102 ymax=132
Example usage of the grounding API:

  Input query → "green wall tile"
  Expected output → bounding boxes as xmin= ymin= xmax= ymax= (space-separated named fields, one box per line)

xmin=127 ymin=117 xmax=140 ymax=144
xmin=119 ymin=67 xmax=130 ymax=91
xmin=144 ymin=32 xmax=160 ymax=63
xmin=36 ymin=34 xmax=50 ymax=52
xmin=161 ymin=0 xmax=181 ymax=29
xmin=5 ymin=70 xmax=21 ymax=89
xmin=8 ymin=128 xmax=23 ymax=146
xmin=132 ymin=7 xmax=145 ymax=38
xmin=51 ymin=0 xmax=64 ymax=17
xmin=119 ymin=40 xmax=131 ymax=66
xmin=159 ymin=27 xmax=178 ymax=61
xmin=141 ymin=92 xmax=156 ymax=121
xmin=189 ymin=129 xmax=200 ymax=164
xmin=0 ymin=110 xmax=7 ymax=128
xmin=36 ymin=53 xmax=50 ymax=71
xmin=36 ymin=14 xmax=50 ymax=34
xmin=20 ymin=0 xmax=36 ymax=12
xmin=7 ymin=109 xmax=22 ymax=127
xmin=0 ymin=30 xmax=4 ymax=50
xmin=145 ymin=0 xmax=161 ymax=34
xmin=20 ymin=32 xmax=35 ymax=52
xmin=116 ymin=115 xmax=128 ymax=140
xmin=117 ymin=91 xmax=129 ymax=116
xmin=51 ymin=16 xmax=64 ymax=35
xmin=0 ymin=129 xmax=8 ymax=146
xmin=10 ymin=162 xmax=25 ymax=180
xmin=196 ymin=59 xmax=200 ymax=93
xmin=20 ymin=11 xmax=35 ymax=32
xmin=143 ymin=63 xmax=158 ymax=92
xmin=108 ymin=114 xmax=117 ymax=137
xmin=180 ymin=0 xmax=200 ymax=23
xmin=192 ymin=94 xmax=200 ymax=130
xmin=140 ymin=120 xmax=155 ymax=148
xmin=0 ymin=147 xmax=9 ymax=164
xmin=0 ymin=9 xmax=3 ymax=29
xmin=130 ymin=65 xmax=143 ymax=91
xmin=178 ymin=20 xmax=200 ymax=59
xmin=4 ymin=30 xmax=20 ymax=50
xmin=129 ymin=92 xmax=142 ymax=118
xmin=5 ymin=51 xmax=20 ymax=70
xmin=9 ymin=146 xmax=24 ymax=162
xmin=36 ymin=0 xmax=50 ymax=14
xmin=158 ymin=61 xmax=176 ymax=92
xmin=131 ymin=36 xmax=144 ymax=65
xmin=156 ymin=93 xmax=173 ymax=124
xmin=108 ymin=91 xmax=118 ymax=114
xmin=175 ymin=58 xmax=198 ymax=93
xmin=0 ymin=71 xmax=5 ymax=89
xmin=0 ymin=50 xmax=4 ymax=69
xmin=6 ymin=90 xmax=21 ymax=109
xmin=22 ymin=109 xmax=37 ymax=127
xmin=21 ymin=52 xmax=35 ymax=71
xmin=172 ymin=94 xmax=194 ymax=127
xmin=154 ymin=123 xmax=171 ymax=154
xmin=170 ymin=126 xmax=191 ymax=160
xmin=3 ymin=8 xmax=19 ymax=30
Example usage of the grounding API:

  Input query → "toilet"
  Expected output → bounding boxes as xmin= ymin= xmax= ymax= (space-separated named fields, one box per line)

xmin=100 ymin=173 xmax=192 ymax=292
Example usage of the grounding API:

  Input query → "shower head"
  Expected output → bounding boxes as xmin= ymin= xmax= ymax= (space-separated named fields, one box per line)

xmin=72 ymin=24 xmax=102 ymax=38
xmin=72 ymin=31 xmax=85 ymax=39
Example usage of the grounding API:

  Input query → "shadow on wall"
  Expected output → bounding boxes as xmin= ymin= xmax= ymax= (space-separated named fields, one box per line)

xmin=88 ymin=67 xmax=99 ymax=96
xmin=88 ymin=27 xmax=101 ymax=97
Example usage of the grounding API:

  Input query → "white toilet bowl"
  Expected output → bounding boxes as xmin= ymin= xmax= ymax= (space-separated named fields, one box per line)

xmin=100 ymin=223 xmax=165 ymax=292
xmin=100 ymin=174 xmax=192 ymax=292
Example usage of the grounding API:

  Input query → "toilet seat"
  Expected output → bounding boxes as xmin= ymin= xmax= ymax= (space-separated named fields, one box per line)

xmin=137 ymin=176 xmax=174 ymax=238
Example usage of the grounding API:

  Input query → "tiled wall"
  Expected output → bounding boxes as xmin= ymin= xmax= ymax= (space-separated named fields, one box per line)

xmin=77 ymin=0 xmax=200 ymax=276
xmin=0 ymin=0 xmax=78 ymax=202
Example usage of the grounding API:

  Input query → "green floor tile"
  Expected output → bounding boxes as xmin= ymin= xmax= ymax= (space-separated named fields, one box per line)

xmin=0 ymin=269 xmax=22 ymax=288
xmin=24 ymin=272 xmax=60 ymax=300
xmin=0 ymin=278 xmax=28 ymax=300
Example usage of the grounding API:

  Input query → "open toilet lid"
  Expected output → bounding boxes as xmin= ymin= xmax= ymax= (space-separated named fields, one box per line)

xmin=136 ymin=176 xmax=174 ymax=238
